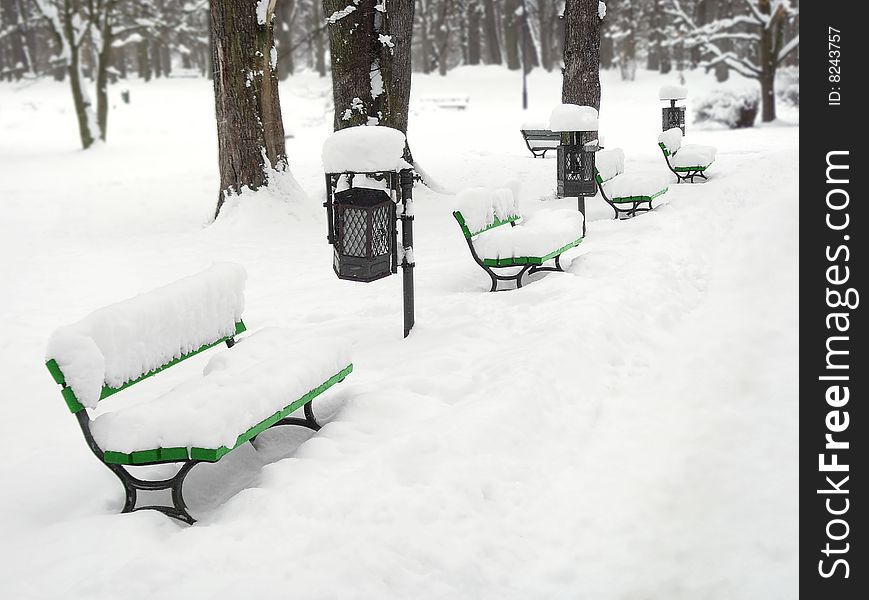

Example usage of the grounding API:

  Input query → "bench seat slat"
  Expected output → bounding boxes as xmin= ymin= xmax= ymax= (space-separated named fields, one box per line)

xmin=101 ymin=363 xmax=352 ymax=464
xmin=92 ymin=329 xmax=351 ymax=457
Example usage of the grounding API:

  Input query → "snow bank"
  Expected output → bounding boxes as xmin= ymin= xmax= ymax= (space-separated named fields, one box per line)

xmin=658 ymin=128 xmax=683 ymax=154
xmin=596 ymin=148 xmax=626 ymax=181
xmin=659 ymin=85 xmax=688 ymax=101
xmin=46 ymin=264 xmax=247 ymax=408
xmin=454 ymin=187 xmax=521 ymax=235
xmin=322 ymin=125 xmax=409 ymax=173
xmin=91 ymin=328 xmax=351 ymax=452
xmin=673 ymin=144 xmax=717 ymax=168
xmin=603 ymin=172 xmax=670 ymax=199
xmin=549 ymin=104 xmax=599 ymax=132
xmin=472 ymin=209 xmax=584 ymax=260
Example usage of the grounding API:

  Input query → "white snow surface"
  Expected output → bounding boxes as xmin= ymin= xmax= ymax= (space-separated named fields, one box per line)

xmin=0 ymin=67 xmax=797 ymax=599
xmin=596 ymin=148 xmax=626 ymax=181
xmin=322 ymin=125 xmax=409 ymax=173
xmin=659 ymin=85 xmax=688 ymax=100
xmin=549 ymin=103 xmax=599 ymax=132
xmin=45 ymin=263 xmax=247 ymax=408
xmin=454 ymin=187 xmax=521 ymax=234
xmin=471 ymin=209 xmax=584 ymax=260
xmin=603 ymin=172 xmax=670 ymax=199
xmin=658 ymin=127 xmax=683 ymax=153
xmin=673 ymin=144 xmax=718 ymax=168
xmin=91 ymin=328 xmax=351 ymax=452
xmin=598 ymin=1 xmax=607 ymax=19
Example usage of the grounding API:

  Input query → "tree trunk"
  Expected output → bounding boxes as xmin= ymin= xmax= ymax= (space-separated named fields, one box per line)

xmin=95 ymin=18 xmax=113 ymax=141
xmin=152 ymin=41 xmax=163 ymax=78
xmin=467 ymin=0 xmax=481 ymax=65
xmin=418 ymin=0 xmax=434 ymax=73
xmin=757 ymin=0 xmax=778 ymax=122
xmin=562 ymin=0 xmax=600 ymax=110
xmin=481 ymin=0 xmax=501 ymax=64
xmin=434 ymin=0 xmax=452 ymax=76
xmin=646 ymin=0 xmax=661 ymax=70
xmin=276 ymin=0 xmax=295 ymax=79
xmin=211 ymin=0 xmax=288 ymax=216
xmin=309 ymin=0 xmax=327 ymax=76
xmin=138 ymin=41 xmax=152 ymax=81
xmin=503 ymin=0 xmax=520 ymax=70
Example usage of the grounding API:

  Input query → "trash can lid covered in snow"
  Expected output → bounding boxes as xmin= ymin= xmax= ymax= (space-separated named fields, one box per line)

xmin=548 ymin=104 xmax=599 ymax=132
xmin=322 ymin=125 xmax=411 ymax=174
xmin=659 ymin=85 xmax=688 ymax=100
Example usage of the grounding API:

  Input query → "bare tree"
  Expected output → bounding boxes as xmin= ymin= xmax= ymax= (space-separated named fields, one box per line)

xmin=668 ymin=0 xmax=799 ymax=121
xmin=211 ymin=0 xmax=287 ymax=216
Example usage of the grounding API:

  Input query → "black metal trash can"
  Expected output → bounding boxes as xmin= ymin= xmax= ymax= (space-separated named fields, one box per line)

xmin=332 ymin=187 xmax=396 ymax=282
xmin=662 ymin=100 xmax=686 ymax=135
xmin=557 ymin=132 xmax=598 ymax=198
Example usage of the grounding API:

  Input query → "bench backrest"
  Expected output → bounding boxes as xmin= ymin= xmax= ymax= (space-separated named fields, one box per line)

xmin=45 ymin=263 xmax=248 ymax=413
xmin=521 ymin=129 xmax=561 ymax=141
xmin=453 ymin=187 xmax=521 ymax=238
xmin=595 ymin=148 xmax=626 ymax=184
xmin=658 ymin=127 xmax=683 ymax=156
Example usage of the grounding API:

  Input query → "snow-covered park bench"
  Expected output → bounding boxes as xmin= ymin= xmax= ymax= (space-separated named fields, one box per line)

xmin=596 ymin=149 xmax=669 ymax=219
xmin=519 ymin=123 xmax=561 ymax=158
xmin=453 ymin=188 xmax=584 ymax=291
xmin=418 ymin=94 xmax=469 ymax=110
xmin=44 ymin=264 xmax=352 ymax=524
xmin=658 ymin=127 xmax=717 ymax=183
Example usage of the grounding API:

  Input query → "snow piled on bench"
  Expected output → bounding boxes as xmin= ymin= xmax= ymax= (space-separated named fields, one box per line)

xmin=473 ymin=209 xmax=584 ymax=260
xmin=549 ymin=104 xmax=599 ymax=132
xmin=90 ymin=328 xmax=351 ymax=453
xmin=659 ymin=85 xmax=688 ymax=100
xmin=603 ymin=172 xmax=670 ymax=199
xmin=322 ymin=125 xmax=410 ymax=173
xmin=658 ymin=127 xmax=683 ymax=153
xmin=673 ymin=144 xmax=718 ymax=168
xmin=455 ymin=187 xmax=521 ymax=234
xmin=46 ymin=263 xmax=247 ymax=408
xmin=596 ymin=148 xmax=626 ymax=181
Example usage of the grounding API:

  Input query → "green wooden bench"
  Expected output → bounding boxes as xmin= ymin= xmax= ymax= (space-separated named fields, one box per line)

xmin=595 ymin=148 xmax=669 ymax=219
xmin=45 ymin=265 xmax=352 ymax=524
xmin=658 ymin=127 xmax=717 ymax=183
xmin=452 ymin=188 xmax=585 ymax=291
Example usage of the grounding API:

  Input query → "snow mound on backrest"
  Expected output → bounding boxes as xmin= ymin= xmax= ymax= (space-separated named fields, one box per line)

xmin=322 ymin=125 xmax=410 ymax=173
xmin=549 ymin=104 xmax=599 ymax=132
xmin=659 ymin=85 xmax=688 ymax=100
xmin=658 ymin=128 xmax=683 ymax=154
xmin=46 ymin=263 xmax=247 ymax=408
xmin=596 ymin=149 xmax=625 ymax=181
xmin=455 ymin=187 xmax=521 ymax=235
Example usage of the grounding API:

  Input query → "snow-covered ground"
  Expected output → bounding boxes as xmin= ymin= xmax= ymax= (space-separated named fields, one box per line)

xmin=0 ymin=67 xmax=798 ymax=599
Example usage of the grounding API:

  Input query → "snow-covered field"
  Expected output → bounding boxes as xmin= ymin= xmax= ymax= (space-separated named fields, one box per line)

xmin=0 ymin=67 xmax=798 ymax=599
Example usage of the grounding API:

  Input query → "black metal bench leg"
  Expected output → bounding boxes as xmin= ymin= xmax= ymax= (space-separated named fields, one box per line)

xmin=108 ymin=460 xmax=201 ymax=525
xmin=270 ymin=401 xmax=322 ymax=431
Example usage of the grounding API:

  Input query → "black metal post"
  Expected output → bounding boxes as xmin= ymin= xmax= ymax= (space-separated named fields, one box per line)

xmin=521 ymin=0 xmax=529 ymax=110
xmin=324 ymin=174 xmax=335 ymax=244
xmin=399 ymin=169 xmax=415 ymax=338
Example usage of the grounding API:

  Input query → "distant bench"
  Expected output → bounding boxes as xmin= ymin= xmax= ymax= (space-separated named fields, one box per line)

xmin=418 ymin=94 xmax=470 ymax=110
xmin=45 ymin=264 xmax=352 ymax=524
xmin=520 ymin=127 xmax=561 ymax=158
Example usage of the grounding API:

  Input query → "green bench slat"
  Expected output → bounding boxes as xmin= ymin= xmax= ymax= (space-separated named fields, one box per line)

xmin=482 ymin=237 xmax=583 ymax=267
xmin=47 ymin=320 xmax=247 ymax=414
xmin=609 ymin=188 xmax=669 ymax=203
xmin=453 ymin=211 xmax=520 ymax=239
xmin=101 ymin=363 xmax=354 ymax=465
